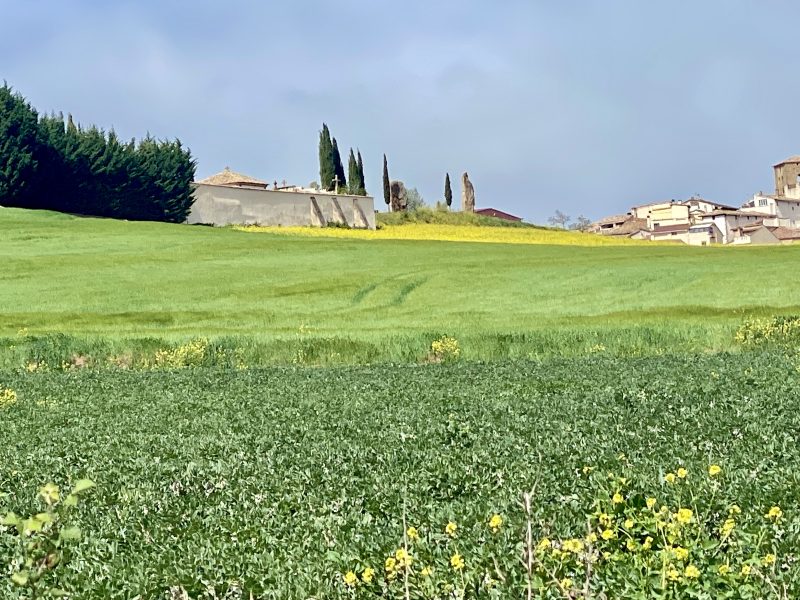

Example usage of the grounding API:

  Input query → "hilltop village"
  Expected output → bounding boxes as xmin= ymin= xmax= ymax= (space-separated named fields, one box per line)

xmin=590 ymin=157 xmax=800 ymax=245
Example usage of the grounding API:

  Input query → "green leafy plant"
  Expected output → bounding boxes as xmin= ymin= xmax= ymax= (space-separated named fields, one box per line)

xmin=1 ymin=479 xmax=95 ymax=597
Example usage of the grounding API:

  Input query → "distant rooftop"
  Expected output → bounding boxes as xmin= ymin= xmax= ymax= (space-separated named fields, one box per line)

xmin=773 ymin=156 xmax=800 ymax=167
xmin=197 ymin=167 xmax=268 ymax=189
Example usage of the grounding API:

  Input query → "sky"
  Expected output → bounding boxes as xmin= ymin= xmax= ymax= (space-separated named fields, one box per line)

xmin=2 ymin=0 xmax=800 ymax=224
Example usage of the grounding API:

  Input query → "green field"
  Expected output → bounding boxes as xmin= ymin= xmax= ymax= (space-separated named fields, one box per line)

xmin=2 ymin=207 xmax=800 ymax=367
xmin=1 ymin=354 xmax=799 ymax=598
xmin=2 ymin=208 xmax=800 ymax=598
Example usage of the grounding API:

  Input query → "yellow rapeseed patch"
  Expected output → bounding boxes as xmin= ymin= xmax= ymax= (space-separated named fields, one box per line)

xmin=236 ymin=223 xmax=654 ymax=247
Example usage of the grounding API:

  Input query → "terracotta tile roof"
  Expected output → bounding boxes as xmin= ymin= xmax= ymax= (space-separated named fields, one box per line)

xmin=197 ymin=167 xmax=268 ymax=188
xmin=774 ymin=156 xmax=800 ymax=167
xmin=474 ymin=207 xmax=522 ymax=221
xmin=770 ymin=227 xmax=800 ymax=240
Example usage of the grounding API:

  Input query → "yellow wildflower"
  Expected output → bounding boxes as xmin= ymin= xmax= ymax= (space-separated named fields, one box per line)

xmin=39 ymin=483 xmax=60 ymax=506
xmin=740 ymin=564 xmax=751 ymax=576
xmin=766 ymin=506 xmax=783 ymax=520
xmin=407 ymin=526 xmax=419 ymax=541
xmin=343 ymin=571 xmax=358 ymax=587
xmin=677 ymin=467 xmax=688 ymax=479
xmin=586 ymin=532 xmax=597 ymax=544
xmin=488 ymin=514 xmax=503 ymax=532
xmin=560 ymin=578 xmax=573 ymax=590
xmin=646 ymin=497 xmax=657 ymax=510
xmin=642 ymin=536 xmax=653 ymax=550
xmin=708 ymin=464 xmax=722 ymax=477
xmin=720 ymin=518 xmax=735 ymax=537
xmin=673 ymin=547 xmax=689 ymax=561
xmin=676 ymin=508 xmax=693 ymax=525
xmin=729 ymin=504 xmax=741 ymax=515
xmin=666 ymin=567 xmax=680 ymax=581
xmin=612 ymin=492 xmax=624 ymax=505
xmin=385 ymin=557 xmax=396 ymax=572
xmin=420 ymin=566 xmax=433 ymax=577
xmin=626 ymin=539 xmax=637 ymax=551
xmin=536 ymin=538 xmax=551 ymax=553
xmin=445 ymin=521 xmax=457 ymax=536
xmin=598 ymin=513 xmax=612 ymax=527
xmin=582 ymin=465 xmax=594 ymax=475
xmin=718 ymin=564 xmax=730 ymax=575
xmin=684 ymin=565 xmax=700 ymax=579
xmin=395 ymin=548 xmax=412 ymax=568
xmin=601 ymin=528 xmax=616 ymax=540
xmin=665 ymin=473 xmax=676 ymax=484
xmin=762 ymin=554 xmax=776 ymax=566
xmin=450 ymin=553 xmax=465 ymax=571
xmin=361 ymin=567 xmax=374 ymax=584
xmin=563 ymin=539 xmax=584 ymax=554
xmin=624 ymin=519 xmax=634 ymax=529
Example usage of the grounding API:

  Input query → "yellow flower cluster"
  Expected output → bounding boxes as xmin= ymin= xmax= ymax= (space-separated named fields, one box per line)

xmin=237 ymin=223 xmax=648 ymax=247
xmin=0 ymin=387 xmax=17 ymax=409
xmin=430 ymin=336 xmax=460 ymax=363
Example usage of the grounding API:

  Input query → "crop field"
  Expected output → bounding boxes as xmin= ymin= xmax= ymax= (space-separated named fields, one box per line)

xmin=1 ymin=352 xmax=799 ymax=598
xmin=2 ymin=208 xmax=800 ymax=367
xmin=2 ymin=208 xmax=800 ymax=597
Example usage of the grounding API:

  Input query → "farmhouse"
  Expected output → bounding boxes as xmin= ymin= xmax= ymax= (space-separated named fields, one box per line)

xmin=188 ymin=167 xmax=376 ymax=229
xmin=474 ymin=207 xmax=522 ymax=222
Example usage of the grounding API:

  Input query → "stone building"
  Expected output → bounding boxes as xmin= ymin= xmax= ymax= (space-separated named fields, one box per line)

xmin=773 ymin=156 xmax=800 ymax=199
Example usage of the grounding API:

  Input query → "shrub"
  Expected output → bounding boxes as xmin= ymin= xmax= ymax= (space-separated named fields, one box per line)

xmin=150 ymin=338 xmax=209 ymax=369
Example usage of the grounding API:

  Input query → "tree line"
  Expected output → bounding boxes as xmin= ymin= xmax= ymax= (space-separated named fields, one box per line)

xmin=0 ymin=84 xmax=196 ymax=222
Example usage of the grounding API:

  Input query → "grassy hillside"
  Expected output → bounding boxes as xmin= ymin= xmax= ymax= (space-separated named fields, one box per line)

xmin=2 ymin=207 xmax=800 ymax=365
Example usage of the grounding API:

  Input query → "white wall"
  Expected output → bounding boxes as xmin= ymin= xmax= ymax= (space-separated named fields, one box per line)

xmin=187 ymin=184 xmax=376 ymax=229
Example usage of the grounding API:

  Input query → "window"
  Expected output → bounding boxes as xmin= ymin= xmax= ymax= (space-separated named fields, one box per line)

xmin=759 ymin=199 xmax=768 ymax=207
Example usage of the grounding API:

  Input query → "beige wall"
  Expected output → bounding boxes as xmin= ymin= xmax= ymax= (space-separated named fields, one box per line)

xmin=775 ymin=163 xmax=800 ymax=196
xmin=187 ymin=183 xmax=376 ymax=229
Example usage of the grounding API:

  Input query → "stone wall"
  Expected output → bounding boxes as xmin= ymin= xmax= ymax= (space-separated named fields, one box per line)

xmin=187 ymin=183 xmax=376 ymax=229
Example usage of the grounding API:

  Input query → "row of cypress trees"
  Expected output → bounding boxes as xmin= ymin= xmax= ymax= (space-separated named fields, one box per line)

xmin=318 ymin=123 xmax=366 ymax=195
xmin=0 ymin=84 xmax=196 ymax=222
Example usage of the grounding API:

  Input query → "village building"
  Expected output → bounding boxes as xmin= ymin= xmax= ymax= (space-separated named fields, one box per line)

xmin=687 ymin=222 xmax=723 ymax=246
xmin=773 ymin=156 xmax=800 ymax=199
xmin=740 ymin=193 xmax=800 ymax=228
xmin=474 ymin=207 xmax=522 ymax=222
xmin=187 ymin=167 xmax=376 ymax=229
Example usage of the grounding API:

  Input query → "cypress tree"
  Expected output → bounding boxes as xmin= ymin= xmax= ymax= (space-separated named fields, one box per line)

xmin=382 ymin=154 xmax=390 ymax=209
xmin=331 ymin=137 xmax=346 ymax=192
xmin=318 ymin=124 xmax=335 ymax=191
xmin=444 ymin=173 xmax=452 ymax=208
xmin=356 ymin=150 xmax=366 ymax=195
xmin=347 ymin=149 xmax=358 ymax=195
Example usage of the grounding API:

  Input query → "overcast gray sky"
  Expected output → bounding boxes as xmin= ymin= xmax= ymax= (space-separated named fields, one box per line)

xmin=3 ymin=1 xmax=799 ymax=223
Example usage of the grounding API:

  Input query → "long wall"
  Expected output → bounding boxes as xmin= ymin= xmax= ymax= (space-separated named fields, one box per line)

xmin=187 ymin=183 xmax=376 ymax=229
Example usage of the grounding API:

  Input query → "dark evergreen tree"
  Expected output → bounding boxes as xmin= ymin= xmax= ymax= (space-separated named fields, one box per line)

xmin=382 ymin=154 xmax=390 ymax=209
xmin=444 ymin=172 xmax=452 ymax=208
xmin=0 ymin=84 xmax=40 ymax=207
xmin=1 ymin=84 xmax=196 ymax=222
xmin=318 ymin=123 xmax=335 ymax=191
xmin=356 ymin=150 xmax=366 ymax=195
xmin=347 ymin=148 xmax=359 ymax=195
xmin=331 ymin=137 xmax=346 ymax=192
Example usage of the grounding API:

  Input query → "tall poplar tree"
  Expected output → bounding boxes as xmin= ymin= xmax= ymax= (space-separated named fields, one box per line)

xmin=382 ymin=154 xmax=390 ymax=209
xmin=444 ymin=173 xmax=452 ymax=208
xmin=331 ymin=137 xmax=346 ymax=192
xmin=318 ymin=123 xmax=335 ymax=191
